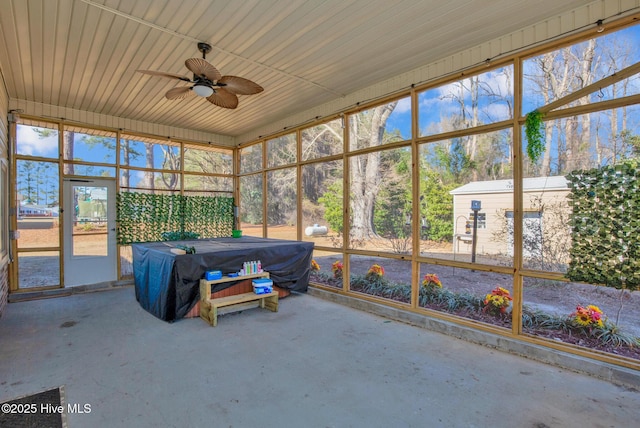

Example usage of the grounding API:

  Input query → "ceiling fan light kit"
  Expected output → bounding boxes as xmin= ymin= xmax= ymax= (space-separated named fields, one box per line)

xmin=136 ymin=42 xmax=263 ymax=109
xmin=193 ymin=84 xmax=214 ymax=97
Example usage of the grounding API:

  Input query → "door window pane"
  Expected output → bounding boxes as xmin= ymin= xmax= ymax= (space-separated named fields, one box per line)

xmin=71 ymin=185 xmax=108 ymax=256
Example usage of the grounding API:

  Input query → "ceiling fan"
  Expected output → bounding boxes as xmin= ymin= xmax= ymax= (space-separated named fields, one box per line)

xmin=136 ymin=42 xmax=263 ymax=109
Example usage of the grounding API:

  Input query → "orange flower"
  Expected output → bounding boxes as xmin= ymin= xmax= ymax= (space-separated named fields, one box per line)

xmin=367 ymin=264 xmax=385 ymax=277
xmin=483 ymin=286 xmax=512 ymax=315
xmin=331 ymin=260 xmax=343 ymax=279
xmin=422 ymin=273 xmax=442 ymax=288
xmin=570 ymin=305 xmax=605 ymax=328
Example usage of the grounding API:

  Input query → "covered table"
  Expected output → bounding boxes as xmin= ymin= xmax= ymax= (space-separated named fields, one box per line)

xmin=132 ymin=236 xmax=314 ymax=321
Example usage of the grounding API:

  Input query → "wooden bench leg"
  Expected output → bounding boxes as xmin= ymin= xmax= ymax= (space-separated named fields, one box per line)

xmin=263 ymin=295 xmax=278 ymax=312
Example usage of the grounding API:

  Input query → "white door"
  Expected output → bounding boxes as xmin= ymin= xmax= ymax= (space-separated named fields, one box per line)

xmin=506 ymin=210 xmax=542 ymax=258
xmin=63 ymin=178 xmax=117 ymax=286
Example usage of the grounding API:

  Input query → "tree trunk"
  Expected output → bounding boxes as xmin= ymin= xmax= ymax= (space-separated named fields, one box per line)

xmin=539 ymin=52 xmax=557 ymax=175
xmin=570 ymin=38 xmax=596 ymax=171
xmin=121 ymin=139 xmax=130 ymax=188
xmin=143 ymin=143 xmax=154 ymax=190
xmin=63 ymin=131 xmax=74 ymax=175
xmin=349 ymin=102 xmax=396 ymax=239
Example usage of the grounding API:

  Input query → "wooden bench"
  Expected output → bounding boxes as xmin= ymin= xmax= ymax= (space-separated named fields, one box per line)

xmin=199 ymin=272 xmax=279 ymax=327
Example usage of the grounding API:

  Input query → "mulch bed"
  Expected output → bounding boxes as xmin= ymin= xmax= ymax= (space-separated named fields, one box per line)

xmin=317 ymin=276 xmax=640 ymax=361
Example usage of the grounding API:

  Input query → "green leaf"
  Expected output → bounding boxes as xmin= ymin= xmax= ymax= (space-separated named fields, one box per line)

xmin=525 ymin=110 xmax=545 ymax=164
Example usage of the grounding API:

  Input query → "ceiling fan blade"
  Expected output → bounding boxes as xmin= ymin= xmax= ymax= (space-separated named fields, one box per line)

xmin=218 ymin=76 xmax=264 ymax=95
xmin=165 ymin=86 xmax=194 ymax=100
xmin=137 ymin=69 xmax=192 ymax=82
xmin=206 ymin=88 xmax=239 ymax=109
xmin=185 ymin=58 xmax=222 ymax=82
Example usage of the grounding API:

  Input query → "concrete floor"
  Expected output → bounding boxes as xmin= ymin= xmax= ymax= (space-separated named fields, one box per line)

xmin=1 ymin=287 xmax=639 ymax=428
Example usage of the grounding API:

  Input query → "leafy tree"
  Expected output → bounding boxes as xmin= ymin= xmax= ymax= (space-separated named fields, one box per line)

xmin=609 ymin=129 xmax=640 ymax=163
xmin=267 ymin=167 xmax=296 ymax=225
xmin=373 ymin=148 xmax=412 ymax=239
xmin=267 ymin=134 xmax=296 ymax=167
xmin=17 ymin=161 xmax=37 ymax=203
xmin=318 ymin=180 xmax=343 ymax=234
xmin=182 ymin=147 xmax=233 ymax=195
xmin=420 ymin=169 xmax=455 ymax=242
xmin=238 ymin=144 xmax=264 ymax=221
xmin=240 ymin=174 xmax=263 ymax=225
xmin=433 ymin=139 xmax=475 ymax=183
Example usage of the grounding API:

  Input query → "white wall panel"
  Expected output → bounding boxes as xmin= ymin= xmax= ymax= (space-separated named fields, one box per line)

xmin=0 ymin=74 xmax=8 ymax=157
xmin=0 ymin=71 xmax=9 ymax=314
xmin=7 ymin=99 xmax=236 ymax=147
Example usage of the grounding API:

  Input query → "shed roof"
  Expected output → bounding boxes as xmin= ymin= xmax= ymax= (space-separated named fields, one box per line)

xmin=450 ymin=176 xmax=568 ymax=195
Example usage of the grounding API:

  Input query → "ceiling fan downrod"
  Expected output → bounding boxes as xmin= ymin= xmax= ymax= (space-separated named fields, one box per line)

xmin=197 ymin=42 xmax=212 ymax=59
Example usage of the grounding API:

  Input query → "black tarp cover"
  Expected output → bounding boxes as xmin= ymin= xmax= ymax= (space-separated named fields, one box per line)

xmin=132 ymin=237 xmax=314 ymax=322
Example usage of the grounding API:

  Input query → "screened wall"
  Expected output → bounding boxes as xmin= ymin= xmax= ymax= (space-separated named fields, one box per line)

xmin=239 ymin=19 xmax=640 ymax=367
xmin=11 ymin=121 xmax=233 ymax=289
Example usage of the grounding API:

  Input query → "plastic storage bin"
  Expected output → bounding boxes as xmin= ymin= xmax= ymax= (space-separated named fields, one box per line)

xmin=205 ymin=270 xmax=223 ymax=281
xmin=252 ymin=278 xmax=273 ymax=294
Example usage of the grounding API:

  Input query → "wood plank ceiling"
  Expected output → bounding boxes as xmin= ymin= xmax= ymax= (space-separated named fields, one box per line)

xmin=0 ymin=0 xmax=595 ymax=140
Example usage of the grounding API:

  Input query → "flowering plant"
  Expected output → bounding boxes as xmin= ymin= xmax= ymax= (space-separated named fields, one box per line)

xmin=570 ymin=305 xmax=604 ymax=329
xmin=311 ymin=259 xmax=320 ymax=272
xmin=332 ymin=260 xmax=343 ymax=279
xmin=366 ymin=264 xmax=385 ymax=278
xmin=483 ymin=286 xmax=512 ymax=315
xmin=421 ymin=273 xmax=442 ymax=289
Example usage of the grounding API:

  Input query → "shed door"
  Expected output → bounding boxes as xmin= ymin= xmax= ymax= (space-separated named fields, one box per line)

xmin=506 ymin=210 xmax=542 ymax=258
